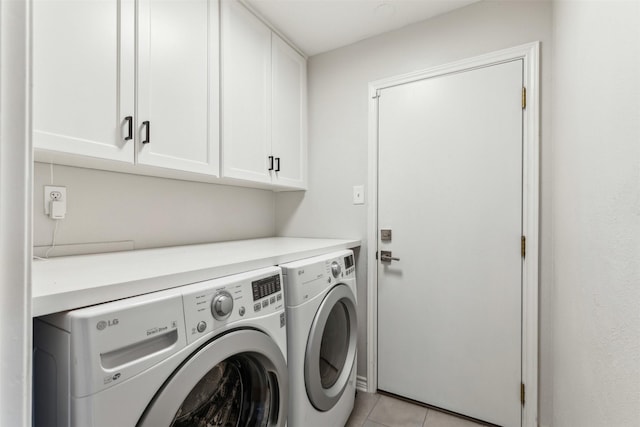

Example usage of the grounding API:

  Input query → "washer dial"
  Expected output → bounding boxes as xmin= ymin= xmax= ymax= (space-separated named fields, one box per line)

xmin=211 ymin=291 xmax=233 ymax=320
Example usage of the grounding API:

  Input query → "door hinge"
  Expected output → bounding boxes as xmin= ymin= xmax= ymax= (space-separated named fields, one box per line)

xmin=521 ymin=383 xmax=525 ymax=405
xmin=521 ymin=236 xmax=526 ymax=258
xmin=375 ymin=251 xmax=378 ymax=260
xmin=372 ymin=89 xmax=381 ymax=99
xmin=522 ymin=87 xmax=527 ymax=109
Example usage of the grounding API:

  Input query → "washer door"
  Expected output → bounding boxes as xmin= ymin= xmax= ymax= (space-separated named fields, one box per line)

xmin=304 ymin=283 xmax=357 ymax=411
xmin=138 ymin=329 xmax=287 ymax=427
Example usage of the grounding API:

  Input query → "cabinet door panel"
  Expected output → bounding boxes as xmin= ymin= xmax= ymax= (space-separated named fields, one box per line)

xmin=221 ymin=0 xmax=272 ymax=184
xmin=33 ymin=0 xmax=134 ymax=162
xmin=271 ymin=35 xmax=307 ymax=189
xmin=138 ymin=0 xmax=219 ymax=175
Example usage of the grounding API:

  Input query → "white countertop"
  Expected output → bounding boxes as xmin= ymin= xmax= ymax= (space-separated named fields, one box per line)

xmin=32 ymin=237 xmax=361 ymax=317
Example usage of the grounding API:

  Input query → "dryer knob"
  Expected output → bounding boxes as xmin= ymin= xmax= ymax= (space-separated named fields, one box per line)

xmin=331 ymin=261 xmax=341 ymax=278
xmin=211 ymin=291 xmax=234 ymax=320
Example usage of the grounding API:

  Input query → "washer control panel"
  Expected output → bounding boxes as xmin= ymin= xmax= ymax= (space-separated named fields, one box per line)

xmin=251 ymin=274 xmax=282 ymax=313
xmin=182 ymin=267 xmax=284 ymax=344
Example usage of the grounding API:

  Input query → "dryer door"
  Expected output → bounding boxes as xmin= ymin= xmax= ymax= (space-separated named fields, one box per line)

xmin=138 ymin=329 xmax=287 ymax=427
xmin=305 ymin=283 xmax=357 ymax=411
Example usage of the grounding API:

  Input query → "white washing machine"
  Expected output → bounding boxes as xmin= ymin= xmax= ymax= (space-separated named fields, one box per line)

xmin=280 ymin=250 xmax=358 ymax=427
xmin=33 ymin=266 xmax=288 ymax=427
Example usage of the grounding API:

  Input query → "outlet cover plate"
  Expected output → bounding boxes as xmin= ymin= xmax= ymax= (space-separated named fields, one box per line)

xmin=44 ymin=186 xmax=67 ymax=215
xmin=353 ymin=185 xmax=365 ymax=205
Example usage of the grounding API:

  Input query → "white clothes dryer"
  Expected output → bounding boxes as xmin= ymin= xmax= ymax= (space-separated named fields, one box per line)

xmin=33 ymin=266 xmax=288 ymax=427
xmin=280 ymin=250 xmax=358 ymax=427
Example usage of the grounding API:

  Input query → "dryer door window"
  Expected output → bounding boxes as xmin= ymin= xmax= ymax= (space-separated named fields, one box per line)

xmin=319 ymin=301 xmax=350 ymax=389
xmin=138 ymin=330 xmax=288 ymax=427
xmin=305 ymin=284 xmax=357 ymax=412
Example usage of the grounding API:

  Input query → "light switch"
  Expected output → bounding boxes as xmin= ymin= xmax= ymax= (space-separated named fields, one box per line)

xmin=353 ymin=185 xmax=365 ymax=205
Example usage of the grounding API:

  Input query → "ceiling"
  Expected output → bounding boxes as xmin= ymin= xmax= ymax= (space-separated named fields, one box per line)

xmin=244 ymin=0 xmax=480 ymax=56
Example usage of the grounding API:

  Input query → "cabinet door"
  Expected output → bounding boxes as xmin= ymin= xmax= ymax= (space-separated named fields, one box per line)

xmin=271 ymin=35 xmax=307 ymax=189
xmin=137 ymin=0 xmax=220 ymax=175
xmin=33 ymin=0 xmax=135 ymax=162
xmin=221 ymin=0 xmax=272 ymax=184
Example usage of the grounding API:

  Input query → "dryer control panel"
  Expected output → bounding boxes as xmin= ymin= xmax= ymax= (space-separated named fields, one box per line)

xmin=281 ymin=249 xmax=356 ymax=307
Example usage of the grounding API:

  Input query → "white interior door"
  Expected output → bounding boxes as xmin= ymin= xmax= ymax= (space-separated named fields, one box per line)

xmin=377 ymin=60 xmax=524 ymax=427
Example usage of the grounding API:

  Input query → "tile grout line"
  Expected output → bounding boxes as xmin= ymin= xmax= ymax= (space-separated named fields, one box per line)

xmin=364 ymin=394 xmax=381 ymax=421
xmin=366 ymin=394 xmax=431 ymax=427
xmin=356 ymin=392 xmax=487 ymax=427
xmin=422 ymin=408 xmax=430 ymax=427
xmin=363 ymin=395 xmax=382 ymax=427
xmin=349 ymin=392 xmax=382 ymax=427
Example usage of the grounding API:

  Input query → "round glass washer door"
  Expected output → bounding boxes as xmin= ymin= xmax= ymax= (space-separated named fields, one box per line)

xmin=138 ymin=329 xmax=287 ymax=427
xmin=304 ymin=283 xmax=357 ymax=412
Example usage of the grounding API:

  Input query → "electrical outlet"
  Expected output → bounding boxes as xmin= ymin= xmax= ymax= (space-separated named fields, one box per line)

xmin=44 ymin=186 xmax=67 ymax=216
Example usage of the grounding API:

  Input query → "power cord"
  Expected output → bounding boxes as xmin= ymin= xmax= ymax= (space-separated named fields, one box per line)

xmin=35 ymin=162 xmax=62 ymax=260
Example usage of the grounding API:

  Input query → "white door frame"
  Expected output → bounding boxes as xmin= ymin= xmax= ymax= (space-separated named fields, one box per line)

xmin=366 ymin=42 xmax=539 ymax=427
xmin=0 ymin=0 xmax=33 ymax=425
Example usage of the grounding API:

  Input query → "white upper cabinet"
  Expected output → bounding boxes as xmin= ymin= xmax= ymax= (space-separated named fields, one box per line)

xmin=33 ymin=0 xmax=135 ymax=162
xmin=137 ymin=0 xmax=219 ymax=175
xmin=221 ymin=0 xmax=272 ymax=185
xmin=271 ymin=36 xmax=307 ymax=189
xmin=33 ymin=0 xmax=220 ymax=177
xmin=33 ymin=0 xmax=305 ymax=190
xmin=221 ymin=0 xmax=307 ymax=190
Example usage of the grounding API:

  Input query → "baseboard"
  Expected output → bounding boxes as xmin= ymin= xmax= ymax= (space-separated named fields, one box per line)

xmin=356 ymin=375 xmax=368 ymax=392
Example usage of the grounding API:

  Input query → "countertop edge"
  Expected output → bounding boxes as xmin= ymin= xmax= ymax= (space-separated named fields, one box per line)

xmin=32 ymin=238 xmax=361 ymax=317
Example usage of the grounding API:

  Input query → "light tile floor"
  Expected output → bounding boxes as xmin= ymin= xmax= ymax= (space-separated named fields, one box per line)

xmin=345 ymin=392 xmax=488 ymax=427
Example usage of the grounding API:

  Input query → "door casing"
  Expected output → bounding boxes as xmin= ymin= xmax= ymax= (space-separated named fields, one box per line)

xmin=365 ymin=42 xmax=540 ymax=427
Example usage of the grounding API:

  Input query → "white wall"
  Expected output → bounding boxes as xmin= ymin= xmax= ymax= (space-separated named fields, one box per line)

xmin=551 ymin=1 xmax=640 ymax=426
xmin=275 ymin=0 xmax=554 ymax=423
xmin=33 ymin=163 xmax=276 ymax=255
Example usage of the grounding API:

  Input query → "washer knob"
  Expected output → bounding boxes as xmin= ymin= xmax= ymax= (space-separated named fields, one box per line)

xmin=331 ymin=261 xmax=341 ymax=278
xmin=196 ymin=321 xmax=207 ymax=333
xmin=211 ymin=291 xmax=233 ymax=320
